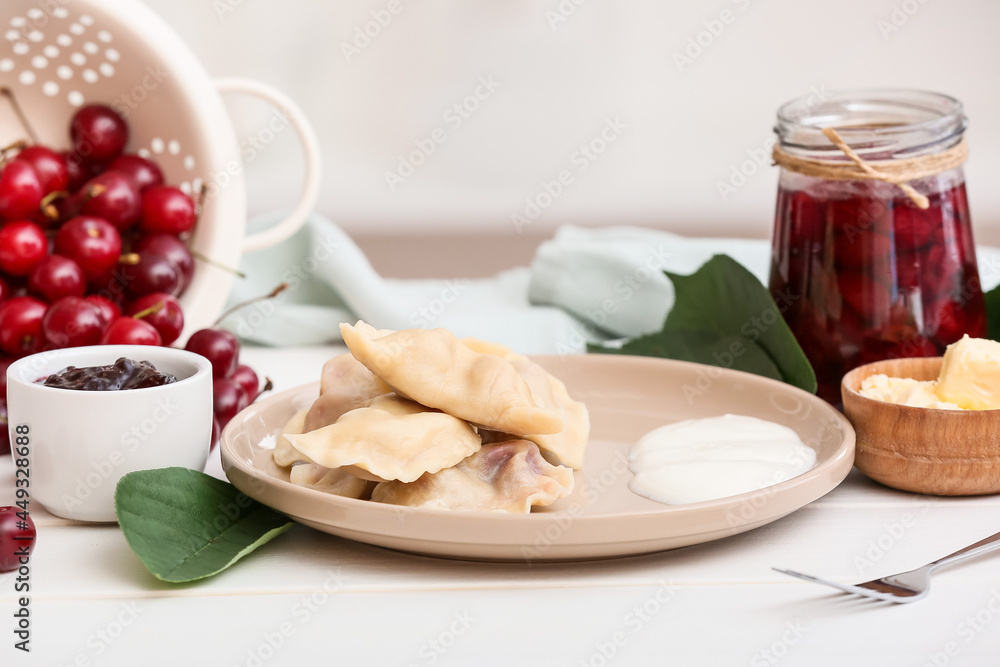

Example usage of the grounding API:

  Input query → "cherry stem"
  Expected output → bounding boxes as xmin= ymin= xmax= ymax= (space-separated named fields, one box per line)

xmin=0 ymin=88 xmax=38 ymax=144
xmin=0 ymin=140 xmax=27 ymax=155
xmin=213 ymin=282 xmax=289 ymax=327
xmin=0 ymin=139 xmax=27 ymax=169
xmin=40 ymin=190 xmax=68 ymax=221
xmin=85 ymin=183 xmax=107 ymax=202
xmin=131 ymin=301 xmax=164 ymax=320
xmin=195 ymin=180 xmax=207 ymax=220
xmin=192 ymin=250 xmax=246 ymax=278
xmin=118 ymin=253 xmax=141 ymax=266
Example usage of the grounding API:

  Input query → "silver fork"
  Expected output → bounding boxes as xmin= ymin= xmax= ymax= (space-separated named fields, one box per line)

xmin=774 ymin=530 xmax=1000 ymax=603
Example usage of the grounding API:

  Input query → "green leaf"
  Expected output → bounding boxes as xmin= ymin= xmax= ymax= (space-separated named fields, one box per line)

xmin=589 ymin=254 xmax=817 ymax=393
xmin=986 ymin=284 xmax=1000 ymax=342
xmin=115 ymin=467 xmax=293 ymax=583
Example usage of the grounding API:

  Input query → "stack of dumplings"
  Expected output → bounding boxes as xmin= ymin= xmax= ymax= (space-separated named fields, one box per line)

xmin=271 ymin=322 xmax=590 ymax=514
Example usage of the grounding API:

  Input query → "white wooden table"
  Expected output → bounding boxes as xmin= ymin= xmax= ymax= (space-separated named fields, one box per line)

xmin=3 ymin=345 xmax=1000 ymax=666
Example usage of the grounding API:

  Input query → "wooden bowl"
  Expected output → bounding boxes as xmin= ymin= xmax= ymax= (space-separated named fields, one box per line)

xmin=842 ymin=357 xmax=1000 ymax=496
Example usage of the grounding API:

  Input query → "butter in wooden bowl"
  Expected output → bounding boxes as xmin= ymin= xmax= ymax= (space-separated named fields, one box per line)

xmin=842 ymin=336 xmax=1000 ymax=496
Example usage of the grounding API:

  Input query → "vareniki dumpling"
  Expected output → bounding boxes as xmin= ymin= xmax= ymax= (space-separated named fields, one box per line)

xmin=340 ymin=322 xmax=564 ymax=437
xmin=289 ymin=462 xmax=374 ymax=499
xmin=509 ymin=359 xmax=590 ymax=470
xmin=305 ymin=353 xmax=386 ymax=432
xmin=371 ymin=440 xmax=575 ymax=513
xmin=272 ymin=408 xmax=311 ymax=467
xmin=285 ymin=394 xmax=482 ymax=483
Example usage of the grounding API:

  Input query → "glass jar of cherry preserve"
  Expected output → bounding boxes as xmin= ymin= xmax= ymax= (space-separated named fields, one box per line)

xmin=769 ymin=90 xmax=984 ymax=404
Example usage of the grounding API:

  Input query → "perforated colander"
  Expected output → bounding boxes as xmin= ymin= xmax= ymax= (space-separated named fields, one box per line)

xmin=0 ymin=0 xmax=321 ymax=341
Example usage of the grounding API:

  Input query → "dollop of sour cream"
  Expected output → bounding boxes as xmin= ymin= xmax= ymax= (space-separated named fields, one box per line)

xmin=628 ymin=414 xmax=816 ymax=505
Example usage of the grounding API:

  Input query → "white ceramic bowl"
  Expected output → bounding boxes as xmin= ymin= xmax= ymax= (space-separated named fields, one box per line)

xmin=7 ymin=345 xmax=212 ymax=522
xmin=0 ymin=0 xmax=322 ymax=342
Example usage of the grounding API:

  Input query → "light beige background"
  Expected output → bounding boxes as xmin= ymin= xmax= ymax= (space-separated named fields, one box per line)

xmin=145 ymin=0 xmax=1000 ymax=251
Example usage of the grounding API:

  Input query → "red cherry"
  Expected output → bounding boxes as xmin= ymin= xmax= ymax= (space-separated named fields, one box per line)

xmin=0 ymin=162 xmax=44 ymax=221
xmin=127 ymin=293 xmax=184 ymax=345
xmin=41 ymin=296 xmax=104 ymax=348
xmin=54 ymin=216 xmax=122 ymax=280
xmin=0 ymin=400 xmax=8 ymax=455
xmin=100 ymin=317 xmax=162 ymax=345
xmin=63 ymin=151 xmax=96 ymax=192
xmin=0 ymin=506 xmax=36 ymax=572
xmin=0 ymin=221 xmax=47 ymax=277
xmin=28 ymin=255 xmax=86 ymax=302
xmin=69 ymin=104 xmax=128 ymax=163
xmin=83 ymin=294 xmax=120 ymax=328
xmin=15 ymin=146 xmax=69 ymax=194
xmin=134 ymin=234 xmax=194 ymax=292
xmin=120 ymin=253 xmax=181 ymax=299
xmin=0 ymin=296 xmax=46 ymax=356
xmin=0 ymin=357 xmax=14 ymax=402
xmin=79 ymin=171 xmax=141 ymax=231
xmin=185 ymin=328 xmax=239 ymax=378
xmin=140 ymin=186 xmax=197 ymax=234
xmin=108 ymin=154 xmax=164 ymax=192
xmin=231 ymin=364 xmax=260 ymax=403
xmin=213 ymin=377 xmax=248 ymax=426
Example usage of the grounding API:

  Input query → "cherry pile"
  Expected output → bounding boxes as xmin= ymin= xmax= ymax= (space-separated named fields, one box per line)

xmin=0 ymin=505 xmax=35 ymax=572
xmin=769 ymin=181 xmax=985 ymax=404
xmin=0 ymin=103 xmax=263 ymax=454
xmin=185 ymin=327 xmax=263 ymax=449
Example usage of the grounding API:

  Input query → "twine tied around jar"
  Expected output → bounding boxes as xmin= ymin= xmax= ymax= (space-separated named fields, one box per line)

xmin=771 ymin=127 xmax=968 ymax=209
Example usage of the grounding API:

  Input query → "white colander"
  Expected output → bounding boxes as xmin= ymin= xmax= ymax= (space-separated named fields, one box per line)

xmin=0 ymin=0 xmax=321 ymax=341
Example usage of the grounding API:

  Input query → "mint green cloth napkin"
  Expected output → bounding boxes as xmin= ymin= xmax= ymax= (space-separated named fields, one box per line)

xmin=222 ymin=213 xmax=1000 ymax=354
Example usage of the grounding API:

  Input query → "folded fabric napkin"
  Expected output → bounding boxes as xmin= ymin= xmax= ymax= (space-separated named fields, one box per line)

xmin=223 ymin=212 xmax=1000 ymax=354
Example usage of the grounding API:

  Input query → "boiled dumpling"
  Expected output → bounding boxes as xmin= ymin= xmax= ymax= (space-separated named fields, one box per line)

xmin=461 ymin=342 xmax=589 ymax=470
xmin=460 ymin=337 xmax=526 ymax=361
xmin=273 ymin=408 xmax=310 ymax=467
xmin=285 ymin=394 xmax=482 ymax=483
xmin=305 ymin=353 xmax=385 ymax=432
xmin=340 ymin=322 xmax=563 ymax=437
xmin=509 ymin=359 xmax=589 ymax=470
xmin=371 ymin=440 xmax=575 ymax=513
xmin=289 ymin=462 xmax=374 ymax=499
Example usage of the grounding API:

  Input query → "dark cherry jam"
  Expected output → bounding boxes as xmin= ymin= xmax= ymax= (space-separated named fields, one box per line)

xmin=769 ymin=180 xmax=985 ymax=404
xmin=43 ymin=357 xmax=177 ymax=391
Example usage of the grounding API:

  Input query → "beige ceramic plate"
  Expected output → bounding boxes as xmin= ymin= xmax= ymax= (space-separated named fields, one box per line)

xmin=221 ymin=355 xmax=855 ymax=561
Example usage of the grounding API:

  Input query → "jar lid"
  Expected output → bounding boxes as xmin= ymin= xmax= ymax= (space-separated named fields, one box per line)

xmin=775 ymin=89 xmax=966 ymax=160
